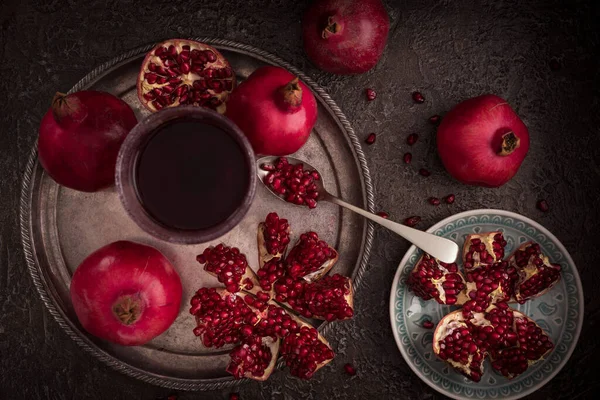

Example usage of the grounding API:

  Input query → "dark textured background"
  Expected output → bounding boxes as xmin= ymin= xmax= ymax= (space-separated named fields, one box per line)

xmin=1 ymin=0 xmax=599 ymax=399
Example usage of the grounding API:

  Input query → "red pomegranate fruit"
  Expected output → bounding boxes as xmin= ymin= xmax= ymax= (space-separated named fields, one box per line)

xmin=227 ymin=335 xmax=280 ymax=381
xmin=285 ymin=231 xmax=339 ymax=281
xmin=137 ymin=39 xmax=235 ymax=114
xmin=257 ymin=212 xmax=291 ymax=267
xmin=302 ymin=0 xmax=390 ymax=74
xmin=463 ymin=231 xmax=507 ymax=269
xmin=433 ymin=303 xmax=554 ymax=382
xmin=437 ymin=94 xmax=530 ymax=187
xmin=225 ymin=66 xmax=317 ymax=156
xmin=70 ymin=241 xmax=182 ymax=346
xmin=407 ymin=254 xmax=468 ymax=306
xmin=37 ymin=91 xmax=137 ymax=192
xmin=280 ymin=320 xmax=335 ymax=379
xmin=196 ymin=244 xmax=260 ymax=294
xmin=509 ymin=242 xmax=561 ymax=303
xmin=462 ymin=261 xmax=518 ymax=314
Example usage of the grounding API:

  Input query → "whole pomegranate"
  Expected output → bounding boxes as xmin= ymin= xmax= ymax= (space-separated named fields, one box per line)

xmin=302 ymin=0 xmax=390 ymax=74
xmin=225 ymin=66 xmax=317 ymax=156
xmin=70 ymin=241 xmax=182 ymax=346
xmin=437 ymin=94 xmax=530 ymax=187
xmin=38 ymin=91 xmax=137 ymax=192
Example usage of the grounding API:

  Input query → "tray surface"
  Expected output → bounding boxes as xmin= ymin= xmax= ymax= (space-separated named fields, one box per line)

xmin=20 ymin=38 xmax=375 ymax=391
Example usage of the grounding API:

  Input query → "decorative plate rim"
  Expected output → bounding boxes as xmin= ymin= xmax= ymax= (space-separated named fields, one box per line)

xmin=19 ymin=38 xmax=376 ymax=391
xmin=388 ymin=208 xmax=584 ymax=400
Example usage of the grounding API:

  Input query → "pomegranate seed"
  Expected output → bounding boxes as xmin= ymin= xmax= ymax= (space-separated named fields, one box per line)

xmin=344 ymin=363 xmax=357 ymax=376
xmin=403 ymin=152 xmax=412 ymax=164
xmin=406 ymin=133 xmax=419 ymax=145
xmin=536 ymin=199 xmax=549 ymax=212
xmin=429 ymin=115 xmax=441 ymax=125
xmin=422 ymin=320 xmax=434 ymax=329
xmin=549 ymin=59 xmax=561 ymax=71
xmin=412 ymin=91 xmax=425 ymax=103
xmin=167 ymin=396 xmax=177 ymax=400
xmin=376 ymin=211 xmax=389 ymax=219
xmin=428 ymin=197 xmax=440 ymax=206
xmin=444 ymin=194 xmax=455 ymax=204
xmin=365 ymin=88 xmax=377 ymax=101
xmin=404 ymin=216 xmax=421 ymax=227
xmin=365 ymin=133 xmax=376 ymax=145
xmin=419 ymin=168 xmax=431 ymax=177
xmin=229 ymin=394 xmax=239 ymax=400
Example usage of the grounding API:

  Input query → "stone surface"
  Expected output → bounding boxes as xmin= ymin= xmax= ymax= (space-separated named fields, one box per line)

xmin=1 ymin=0 xmax=599 ymax=399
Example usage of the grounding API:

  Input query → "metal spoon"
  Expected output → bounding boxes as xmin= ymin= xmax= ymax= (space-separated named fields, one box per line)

xmin=256 ymin=156 xmax=459 ymax=263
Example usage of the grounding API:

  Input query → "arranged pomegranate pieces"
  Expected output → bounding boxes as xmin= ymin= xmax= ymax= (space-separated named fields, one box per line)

xmin=410 ymin=228 xmax=561 ymax=383
xmin=190 ymin=288 xmax=259 ymax=348
xmin=509 ymin=242 xmax=561 ymax=303
xmin=196 ymin=244 xmax=259 ymax=293
xmin=261 ymin=157 xmax=321 ymax=209
xmin=286 ymin=231 xmax=338 ymax=281
xmin=463 ymin=231 xmax=507 ymax=269
xmin=433 ymin=311 xmax=486 ymax=382
xmin=281 ymin=323 xmax=335 ymax=379
xmin=137 ymin=39 xmax=235 ymax=113
xmin=434 ymin=304 xmax=554 ymax=382
xmin=283 ymin=274 xmax=354 ymax=321
xmin=191 ymin=212 xmax=353 ymax=381
xmin=407 ymin=254 xmax=467 ymax=305
xmin=226 ymin=335 xmax=280 ymax=381
xmin=257 ymin=212 xmax=291 ymax=267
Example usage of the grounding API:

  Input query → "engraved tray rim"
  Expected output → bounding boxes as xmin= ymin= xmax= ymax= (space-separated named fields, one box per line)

xmin=19 ymin=38 xmax=376 ymax=391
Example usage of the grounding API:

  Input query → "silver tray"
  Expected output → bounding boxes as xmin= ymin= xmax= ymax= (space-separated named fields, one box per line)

xmin=19 ymin=38 xmax=375 ymax=391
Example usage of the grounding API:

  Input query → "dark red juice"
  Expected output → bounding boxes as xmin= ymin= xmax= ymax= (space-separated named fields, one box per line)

xmin=135 ymin=119 xmax=249 ymax=230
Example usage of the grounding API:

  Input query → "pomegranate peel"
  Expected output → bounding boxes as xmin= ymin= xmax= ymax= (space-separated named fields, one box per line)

xmin=137 ymin=39 xmax=235 ymax=114
xmin=508 ymin=242 xmax=561 ymax=304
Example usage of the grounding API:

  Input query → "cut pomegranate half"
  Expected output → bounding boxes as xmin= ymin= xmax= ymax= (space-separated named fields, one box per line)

xmin=407 ymin=253 xmax=468 ymax=305
xmin=463 ymin=231 xmax=507 ymax=269
xmin=508 ymin=242 xmax=561 ymax=304
xmin=257 ymin=212 xmax=291 ymax=268
xmin=137 ymin=39 xmax=236 ymax=113
xmin=196 ymin=244 xmax=260 ymax=294
xmin=285 ymin=231 xmax=339 ymax=281
xmin=226 ymin=335 xmax=280 ymax=381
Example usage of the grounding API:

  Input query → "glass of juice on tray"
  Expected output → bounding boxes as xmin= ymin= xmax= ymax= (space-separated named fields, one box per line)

xmin=116 ymin=105 xmax=256 ymax=244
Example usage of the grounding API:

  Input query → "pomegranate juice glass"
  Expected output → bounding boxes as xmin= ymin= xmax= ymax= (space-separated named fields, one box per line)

xmin=116 ymin=106 xmax=256 ymax=244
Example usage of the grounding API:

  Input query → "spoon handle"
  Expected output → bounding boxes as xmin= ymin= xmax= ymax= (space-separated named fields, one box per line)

xmin=325 ymin=195 xmax=459 ymax=263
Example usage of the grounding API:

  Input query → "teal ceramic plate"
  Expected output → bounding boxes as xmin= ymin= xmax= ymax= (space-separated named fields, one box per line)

xmin=389 ymin=209 xmax=583 ymax=400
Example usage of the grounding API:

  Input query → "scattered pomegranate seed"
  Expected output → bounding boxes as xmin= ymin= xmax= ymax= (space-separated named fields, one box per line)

xmin=537 ymin=199 xmax=549 ymax=212
xmin=444 ymin=194 xmax=455 ymax=204
xmin=403 ymin=152 xmax=412 ymax=164
xmin=422 ymin=320 xmax=434 ymax=329
xmin=344 ymin=363 xmax=357 ymax=376
xmin=429 ymin=115 xmax=441 ymax=125
xmin=404 ymin=216 xmax=421 ymax=227
xmin=412 ymin=91 xmax=425 ymax=103
xmin=229 ymin=394 xmax=240 ymax=400
xmin=406 ymin=133 xmax=419 ymax=145
xmin=428 ymin=197 xmax=440 ymax=206
xmin=365 ymin=133 xmax=376 ymax=145
xmin=365 ymin=88 xmax=377 ymax=101
xmin=167 ymin=396 xmax=177 ymax=400
xmin=549 ymin=59 xmax=561 ymax=71
xmin=376 ymin=211 xmax=389 ymax=219
xmin=419 ymin=168 xmax=431 ymax=177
